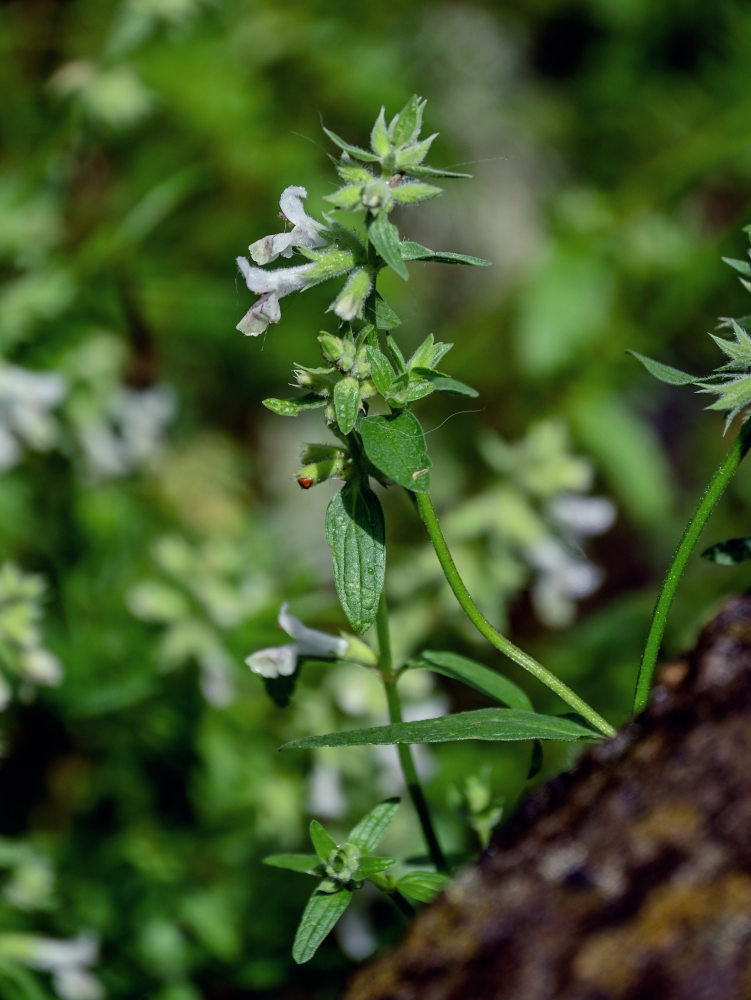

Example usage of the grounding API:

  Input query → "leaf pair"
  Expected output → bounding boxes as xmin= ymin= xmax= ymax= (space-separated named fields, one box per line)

xmin=264 ymin=799 xmax=448 ymax=963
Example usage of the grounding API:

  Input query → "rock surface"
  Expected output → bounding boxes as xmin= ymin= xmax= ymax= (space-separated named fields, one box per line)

xmin=342 ymin=595 xmax=751 ymax=1000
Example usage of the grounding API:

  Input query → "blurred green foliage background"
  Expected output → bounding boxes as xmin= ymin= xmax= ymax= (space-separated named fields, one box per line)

xmin=2 ymin=0 xmax=751 ymax=996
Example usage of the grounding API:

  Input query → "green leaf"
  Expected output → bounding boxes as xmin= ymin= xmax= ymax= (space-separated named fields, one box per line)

xmin=723 ymin=256 xmax=751 ymax=277
xmin=627 ymin=350 xmax=695 ymax=386
xmin=411 ymin=368 xmax=478 ymax=397
xmin=323 ymin=126 xmax=380 ymax=162
xmin=396 ymin=134 xmax=438 ymax=168
xmin=292 ymin=887 xmax=353 ymax=964
xmin=262 ymin=394 xmax=327 ymax=416
xmin=391 ymin=182 xmax=442 ymax=205
xmin=333 ymin=376 xmax=361 ymax=435
xmin=281 ymin=708 xmax=600 ymax=750
xmin=336 ymin=163 xmax=373 ymax=184
xmin=263 ymin=853 xmax=322 ymax=875
xmin=324 ymin=185 xmax=363 ymax=209
xmin=396 ymin=871 xmax=450 ymax=902
xmin=390 ymin=95 xmax=425 ymax=147
xmin=348 ymin=797 xmax=400 ymax=851
xmin=366 ymin=346 xmax=395 ymax=396
xmin=701 ymin=536 xmax=751 ymax=564
xmin=386 ymin=334 xmax=407 ymax=373
xmin=374 ymin=295 xmax=401 ymax=329
xmin=360 ymin=410 xmax=431 ymax=492
xmin=401 ymin=164 xmax=472 ymax=180
xmin=370 ymin=106 xmax=390 ymax=156
xmin=309 ymin=820 xmax=337 ymax=862
xmin=399 ymin=241 xmax=490 ymax=266
xmin=355 ymin=856 xmax=397 ymax=878
xmin=368 ymin=213 xmax=409 ymax=280
xmin=325 ymin=481 xmax=385 ymax=634
xmin=401 ymin=376 xmax=435 ymax=403
xmin=405 ymin=651 xmax=532 ymax=711
xmin=408 ymin=334 xmax=436 ymax=370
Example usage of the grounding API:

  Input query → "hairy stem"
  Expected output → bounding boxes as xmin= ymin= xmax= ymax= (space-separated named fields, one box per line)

xmin=415 ymin=491 xmax=616 ymax=738
xmin=634 ymin=416 xmax=751 ymax=714
xmin=376 ymin=592 xmax=448 ymax=872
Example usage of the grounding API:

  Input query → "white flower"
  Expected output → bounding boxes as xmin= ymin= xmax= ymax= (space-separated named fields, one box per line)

xmin=18 ymin=648 xmax=63 ymax=687
xmin=248 ymin=186 xmax=326 ymax=265
xmin=246 ymin=603 xmax=348 ymax=679
xmin=79 ymin=384 xmax=176 ymax=479
xmin=549 ymin=494 xmax=616 ymax=536
xmin=527 ymin=538 xmax=603 ymax=629
xmin=1 ymin=933 xmax=104 ymax=1000
xmin=235 ymin=259 xmax=318 ymax=337
xmin=0 ymin=365 xmax=67 ymax=470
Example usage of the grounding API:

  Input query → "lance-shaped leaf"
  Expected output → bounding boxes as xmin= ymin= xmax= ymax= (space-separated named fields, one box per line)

xmin=396 ymin=871 xmax=450 ymax=903
xmin=411 ymin=368 xmax=478 ymax=397
xmin=323 ymin=126 xmax=380 ymax=162
xmin=333 ymin=376 xmax=361 ymax=435
xmin=391 ymin=182 xmax=442 ymax=205
xmin=355 ymin=856 xmax=396 ymax=878
xmin=374 ymin=295 xmax=401 ymax=329
xmin=368 ymin=213 xmax=409 ymax=279
xmin=309 ymin=820 xmax=338 ymax=862
xmin=366 ymin=346 xmax=396 ymax=397
xmin=326 ymin=480 xmax=385 ymax=634
xmin=263 ymin=394 xmax=328 ymax=416
xmin=723 ymin=256 xmax=751 ymax=277
xmin=627 ymin=350 xmax=696 ymax=386
xmin=389 ymin=95 xmax=426 ymax=147
xmin=292 ymin=887 xmax=353 ymax=964
xmin=702 ymin=537 xmax=751 ymax=564
xmin=360 ymin=410 xmax=431 ymax=493
xmin=325 ymin=185 xmax=363 ymax=209
xmin=404 ymin=650 xmax=532 ymax=712
xmin=370 ymin=107 xmax=390 ymax=156
xmin=263 ymin=853 xmax=322 ymax=875
xmin=400 ymin=240 xmax=490 ymax=266
xmin=347 ymin=798 xmax=400 ymax=852
xmin=281 ymin=708 xmax=600 ymax=751
xmin=401 ymin=164 xmax=472 ymax=180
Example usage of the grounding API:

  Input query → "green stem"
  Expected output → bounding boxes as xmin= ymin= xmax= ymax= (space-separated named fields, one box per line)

xmin=415 ymin=491 xmax=616 ymax=738
xmin=634 ymin=416 xmax=751 ymax=714
xmin=388 ymin=889 xmax=416 ymax=919
xmin=376 ymin=592 xmax=448 ymax=872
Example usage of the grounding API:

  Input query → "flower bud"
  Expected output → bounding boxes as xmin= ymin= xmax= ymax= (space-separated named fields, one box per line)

xmin=295 ymin=445 xmax=349 ymax=487
xmin=325 ymin=842 xmax=361 ymax=883
xmin=318 ymin=332 xmax=345 ymax=363
xmin=361 ymin=179 xmax=390 ymax=209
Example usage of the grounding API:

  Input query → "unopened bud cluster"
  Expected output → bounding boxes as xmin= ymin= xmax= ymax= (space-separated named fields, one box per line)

xmin=319 ymin=841 xmax=365 ymax=893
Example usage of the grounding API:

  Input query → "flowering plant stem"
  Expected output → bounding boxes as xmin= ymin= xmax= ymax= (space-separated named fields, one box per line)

xmin=376 ymin=592 xmax=448 ymax=872
xmin=633 ymin=415 xmax=751 ymax=714
xmin=415 ymin=491 xmax=616 ymax=738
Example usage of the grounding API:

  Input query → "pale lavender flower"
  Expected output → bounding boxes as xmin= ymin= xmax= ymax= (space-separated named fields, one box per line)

xmin=248 ymin=186 xmax=326 ymax=265
xmin=246 ymin=603 xmax=348 ymax=679
xmin=0 ymin=365 xmax=67 ymax=470
xmin=235 ymin=260 xmax=317 ymax=337
xmin=1 ymin=932 xmax=103 ymax=1000
xmin=527 ymin=538 xmax=603 ymax=629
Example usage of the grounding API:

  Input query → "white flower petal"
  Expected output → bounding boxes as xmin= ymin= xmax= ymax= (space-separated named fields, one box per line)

xmin=550 ymin=494 xmax=616 ymax=536
xmin=245 ymin=643 xmax=298 ymax=678
xmin=237 ymin=258 xmax=315 ymax=296
xmin=278 ymin=186 xmax=312 ymax=227
xmin=278 ymin=602 xmax=348 ymax=658
xmin=247 ymin=186 xmax=326 ymax=265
